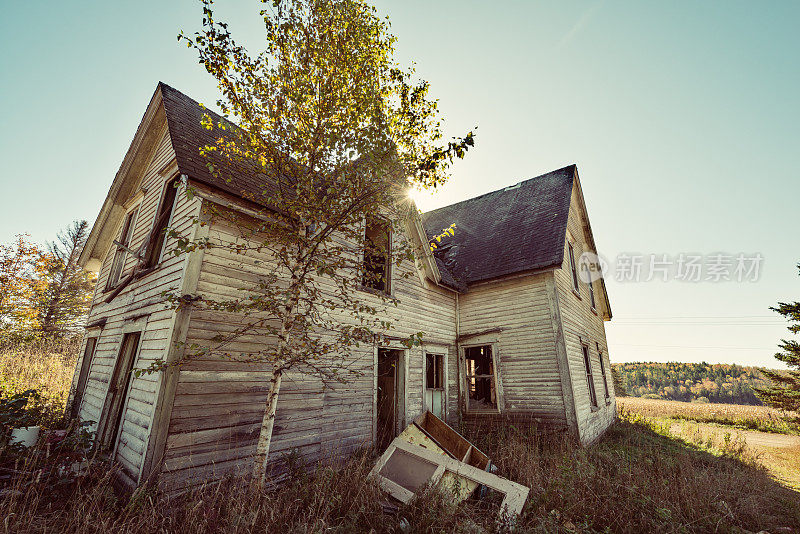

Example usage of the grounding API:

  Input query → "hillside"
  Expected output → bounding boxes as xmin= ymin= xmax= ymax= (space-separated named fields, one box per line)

xmin=612 ymin=361 xmax=772 ymax=405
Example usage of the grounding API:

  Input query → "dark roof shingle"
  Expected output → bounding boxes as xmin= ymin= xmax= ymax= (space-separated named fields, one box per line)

xmin=421 ymin=166 xmax=575 ymax=286
xmin=160 ymin=82 xmax=279 ymax=204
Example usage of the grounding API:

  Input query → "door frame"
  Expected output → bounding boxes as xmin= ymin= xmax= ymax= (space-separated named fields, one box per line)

xmin=96 ymin=325 xmax=144 ymax=455
xmin=423 ymin=346 xmax=448 ymax=419
xmin=373 ymin=346 xmax=407 ymax=446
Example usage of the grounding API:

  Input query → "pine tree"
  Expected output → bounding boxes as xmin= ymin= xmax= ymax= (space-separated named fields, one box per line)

xmin=34 ymin=221 xmax=96 ymax=338
xmin=757 ymin=263 xmax=800 ymax=412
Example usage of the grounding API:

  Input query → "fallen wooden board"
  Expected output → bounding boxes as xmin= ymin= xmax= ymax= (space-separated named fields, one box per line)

xmin=370 ymin=437 xmax=529 ymax=518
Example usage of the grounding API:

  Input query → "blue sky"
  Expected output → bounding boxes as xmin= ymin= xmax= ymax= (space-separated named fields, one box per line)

xmin=1 ymin=1 xmax=798 ymax=368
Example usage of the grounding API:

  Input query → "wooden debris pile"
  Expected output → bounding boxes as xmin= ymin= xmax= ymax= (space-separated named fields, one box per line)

xmin=370 ymin=411 xmax=529 ymax=519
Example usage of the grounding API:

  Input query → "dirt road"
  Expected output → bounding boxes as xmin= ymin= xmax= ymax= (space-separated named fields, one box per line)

xmin=669 ymin=422 xmax=800 ymax=449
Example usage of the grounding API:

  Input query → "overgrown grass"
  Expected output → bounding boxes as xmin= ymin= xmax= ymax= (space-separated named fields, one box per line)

xmin=618 ymin=396 xmax=800 ymax=435
xmin=0 ymin=340 xmax=78 ymax=429
xmin=1 ymin=347 xmax=799 ymax=533
xmin=2 ymin=416 xmax=798 ymax=533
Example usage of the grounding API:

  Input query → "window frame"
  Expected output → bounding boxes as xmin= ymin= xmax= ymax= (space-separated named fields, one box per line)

xmin=71 ymin=335 xmax=99 ymax=419
xmin=361 ymin=216 xmax=392 ymax=295
xmin=105 ymin=205 xmax=139 ymax=291
xmin=425 ymin=352 xmax=445 ymax=391
xmin=568 ymin=242 xmax=580 ymax=296
xmin=582 ymin=342 xmax=598 ymax=409
xmin=144 ymin=176 xmax=181 ymax=268
xmin=597 ymin=343 xmax=610 ymax=400
xmin=588 ymin=278 xmax=596 ymax=311
xmin=460 ymin=343 xmax=502 ymax=414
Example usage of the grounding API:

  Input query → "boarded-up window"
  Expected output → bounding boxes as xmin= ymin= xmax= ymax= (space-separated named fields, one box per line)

xmin=597 ymin=344 xmax=610 ymax=399
xmin=568 ymin=242 xmax=579 ymax=294
xmin=145 ymin=178 xmax=179 ymax=268
xmin=464 ymin=345 xmax=497 ymax=411
xmin=362 ymin=217 xmax=391 ymax=293
xmin=106 ymin=207 xmax=138 ymax=290
xmin=582 ymin=344 xmax=598 ymax=408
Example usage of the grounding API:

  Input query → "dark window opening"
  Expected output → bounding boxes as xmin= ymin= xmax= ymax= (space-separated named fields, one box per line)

xmin=582 ymin=344 xmax=598 ymax=408
xmin=464 ymin=345 xmax=497 ymax=411
xmin=106 ymin=208 xmax=138 ymax=290
xmin=588 ymin=279 xmax=596 ymax=310
xmin=426 ymin=353 xmax=444 ymax=390
xmin=568 ymin=242 xmax=579 ymax=294
xmin=597 ymin=345 xmax=610 ymax=399
xmin=362 ymin=217 xmax=391 ymax=293
xmin=145 ymin=178 xmax=179 ymax=268
xmin=71 ymin=336 xmax=98 ymax=419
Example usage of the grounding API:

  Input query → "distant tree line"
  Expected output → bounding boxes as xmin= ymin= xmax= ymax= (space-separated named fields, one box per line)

xmin=612 ymin=361 xmax=772 ymax=405
xmin=0 ymin=221 xmax=95 ymax=345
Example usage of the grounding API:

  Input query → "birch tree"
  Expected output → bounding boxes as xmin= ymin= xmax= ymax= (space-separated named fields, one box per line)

xmin=151 ymin=0 xmax=474 ymax=484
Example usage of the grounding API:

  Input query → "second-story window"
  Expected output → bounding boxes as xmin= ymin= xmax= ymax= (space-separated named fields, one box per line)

xmin=145 ymin=177 xmax=180 ymax=268
xmin=568 ymin=242 xmax=579 ymax=294
xmin=106 ymin=207 xmax=138 ymax=290
xmin=588 ymin=278 xmax=596 ymax=310
xmin=362 ymin=217 xmax=391 ymax=293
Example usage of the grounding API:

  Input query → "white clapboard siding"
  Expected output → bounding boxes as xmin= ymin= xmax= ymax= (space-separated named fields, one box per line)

xmin=458 ymin=272 xmax=568 ymax=428
xmin=160 ymin=209 xmax=459 ymax=491
xmin=554 ymin=183 xmax=616 ymax=445
xmin=71 ymin=126 xmax=202 ymax=484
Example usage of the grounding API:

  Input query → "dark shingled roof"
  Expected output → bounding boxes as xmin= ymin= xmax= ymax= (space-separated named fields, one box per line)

xmin=421 ymin=166 xmax=575 ymax=286
xmin=160 ymin=82 xmax=279 ymax=204
xmin=159 ymin=83 xmax=576 ymax=291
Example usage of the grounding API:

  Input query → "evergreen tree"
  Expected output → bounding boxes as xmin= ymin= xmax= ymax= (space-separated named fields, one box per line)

xmin=757 ymin=263 xmax=800 ymax=412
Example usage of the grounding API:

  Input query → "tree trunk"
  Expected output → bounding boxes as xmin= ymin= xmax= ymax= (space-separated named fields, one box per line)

xmin=253 ymin=366 xmax=283 ymax=485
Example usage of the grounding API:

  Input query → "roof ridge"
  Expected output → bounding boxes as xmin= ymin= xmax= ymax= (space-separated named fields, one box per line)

xmin=421 ymin=164 xmax=575 ymax=216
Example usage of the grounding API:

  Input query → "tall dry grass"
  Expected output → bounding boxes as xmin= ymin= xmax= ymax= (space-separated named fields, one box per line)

xmin=0 ymin=340 xmax=79 ymax=428
xmin=618 ymin=396 xmax=800 ymax=435
xmin=1 ymin=345 xmax=799 ymax=533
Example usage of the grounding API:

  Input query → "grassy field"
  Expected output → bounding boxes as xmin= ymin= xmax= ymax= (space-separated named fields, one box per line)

xmin=2 ymin=347 xmax=799 ymax=533
xmin=619 ymin=396 xmax=800 ymax=491
xmin=618 ymin=396 xmax=800 ymax=435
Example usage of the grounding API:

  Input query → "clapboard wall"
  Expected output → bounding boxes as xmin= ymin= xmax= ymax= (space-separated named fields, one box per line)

xmin=457 ymin=272 xmax=569 ymax=430
xmin=553 ymin=179 xmax=616 ymax=445
xmin=68 ymin=124 xmax=202 ymax=488
xmin=158 ymin=204 xmax=459 ymax=491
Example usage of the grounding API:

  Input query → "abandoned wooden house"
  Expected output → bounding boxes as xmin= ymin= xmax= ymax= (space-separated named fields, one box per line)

xmin=68 ymin=82 xmax=615 ymax=491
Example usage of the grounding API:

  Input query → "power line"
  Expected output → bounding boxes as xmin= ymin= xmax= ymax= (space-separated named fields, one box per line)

xmin=613 ymin=343 xmax=771 ymax=350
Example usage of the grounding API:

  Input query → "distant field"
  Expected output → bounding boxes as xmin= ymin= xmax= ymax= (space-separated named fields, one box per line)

xmin=617 ymin=396 xmax=800 ymax=435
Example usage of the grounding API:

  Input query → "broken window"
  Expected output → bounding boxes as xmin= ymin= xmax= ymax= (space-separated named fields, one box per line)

xmin=106 ymin=207 xmax=138 ymax=290
xmin=597 ymin=344 xmax=610 ymax=399
xmin=588 ymin=278 xmax=596 ymax=310
xmin=425 ymin=353 xmax=445 ymax=418
xmin=464 ymin=345 xmax=498 ymax=411
xmin=582 ymin=343 xmax=598 ymax=408
xmin=362 ymin=217 xmax=391 ymax=293
xmin=568 ymin=242 xmax=579 ymax=294
xmin=145 ymin=177 xmax=179 ymax=268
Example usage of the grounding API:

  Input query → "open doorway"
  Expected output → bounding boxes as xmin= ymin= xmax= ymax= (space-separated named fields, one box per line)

xmin=376 ymin=348 xmax=405 ymax=449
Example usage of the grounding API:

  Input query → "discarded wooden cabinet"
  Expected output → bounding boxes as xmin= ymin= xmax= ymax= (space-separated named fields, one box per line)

xmin=370 ymin=411 xmax=529 ymax=518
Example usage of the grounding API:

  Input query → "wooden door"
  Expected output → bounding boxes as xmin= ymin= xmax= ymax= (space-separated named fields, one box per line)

xmin=96 ymin=332 xmax=140 ymax=451
xmin=377 ymin=348 xmax=402 ymax=449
